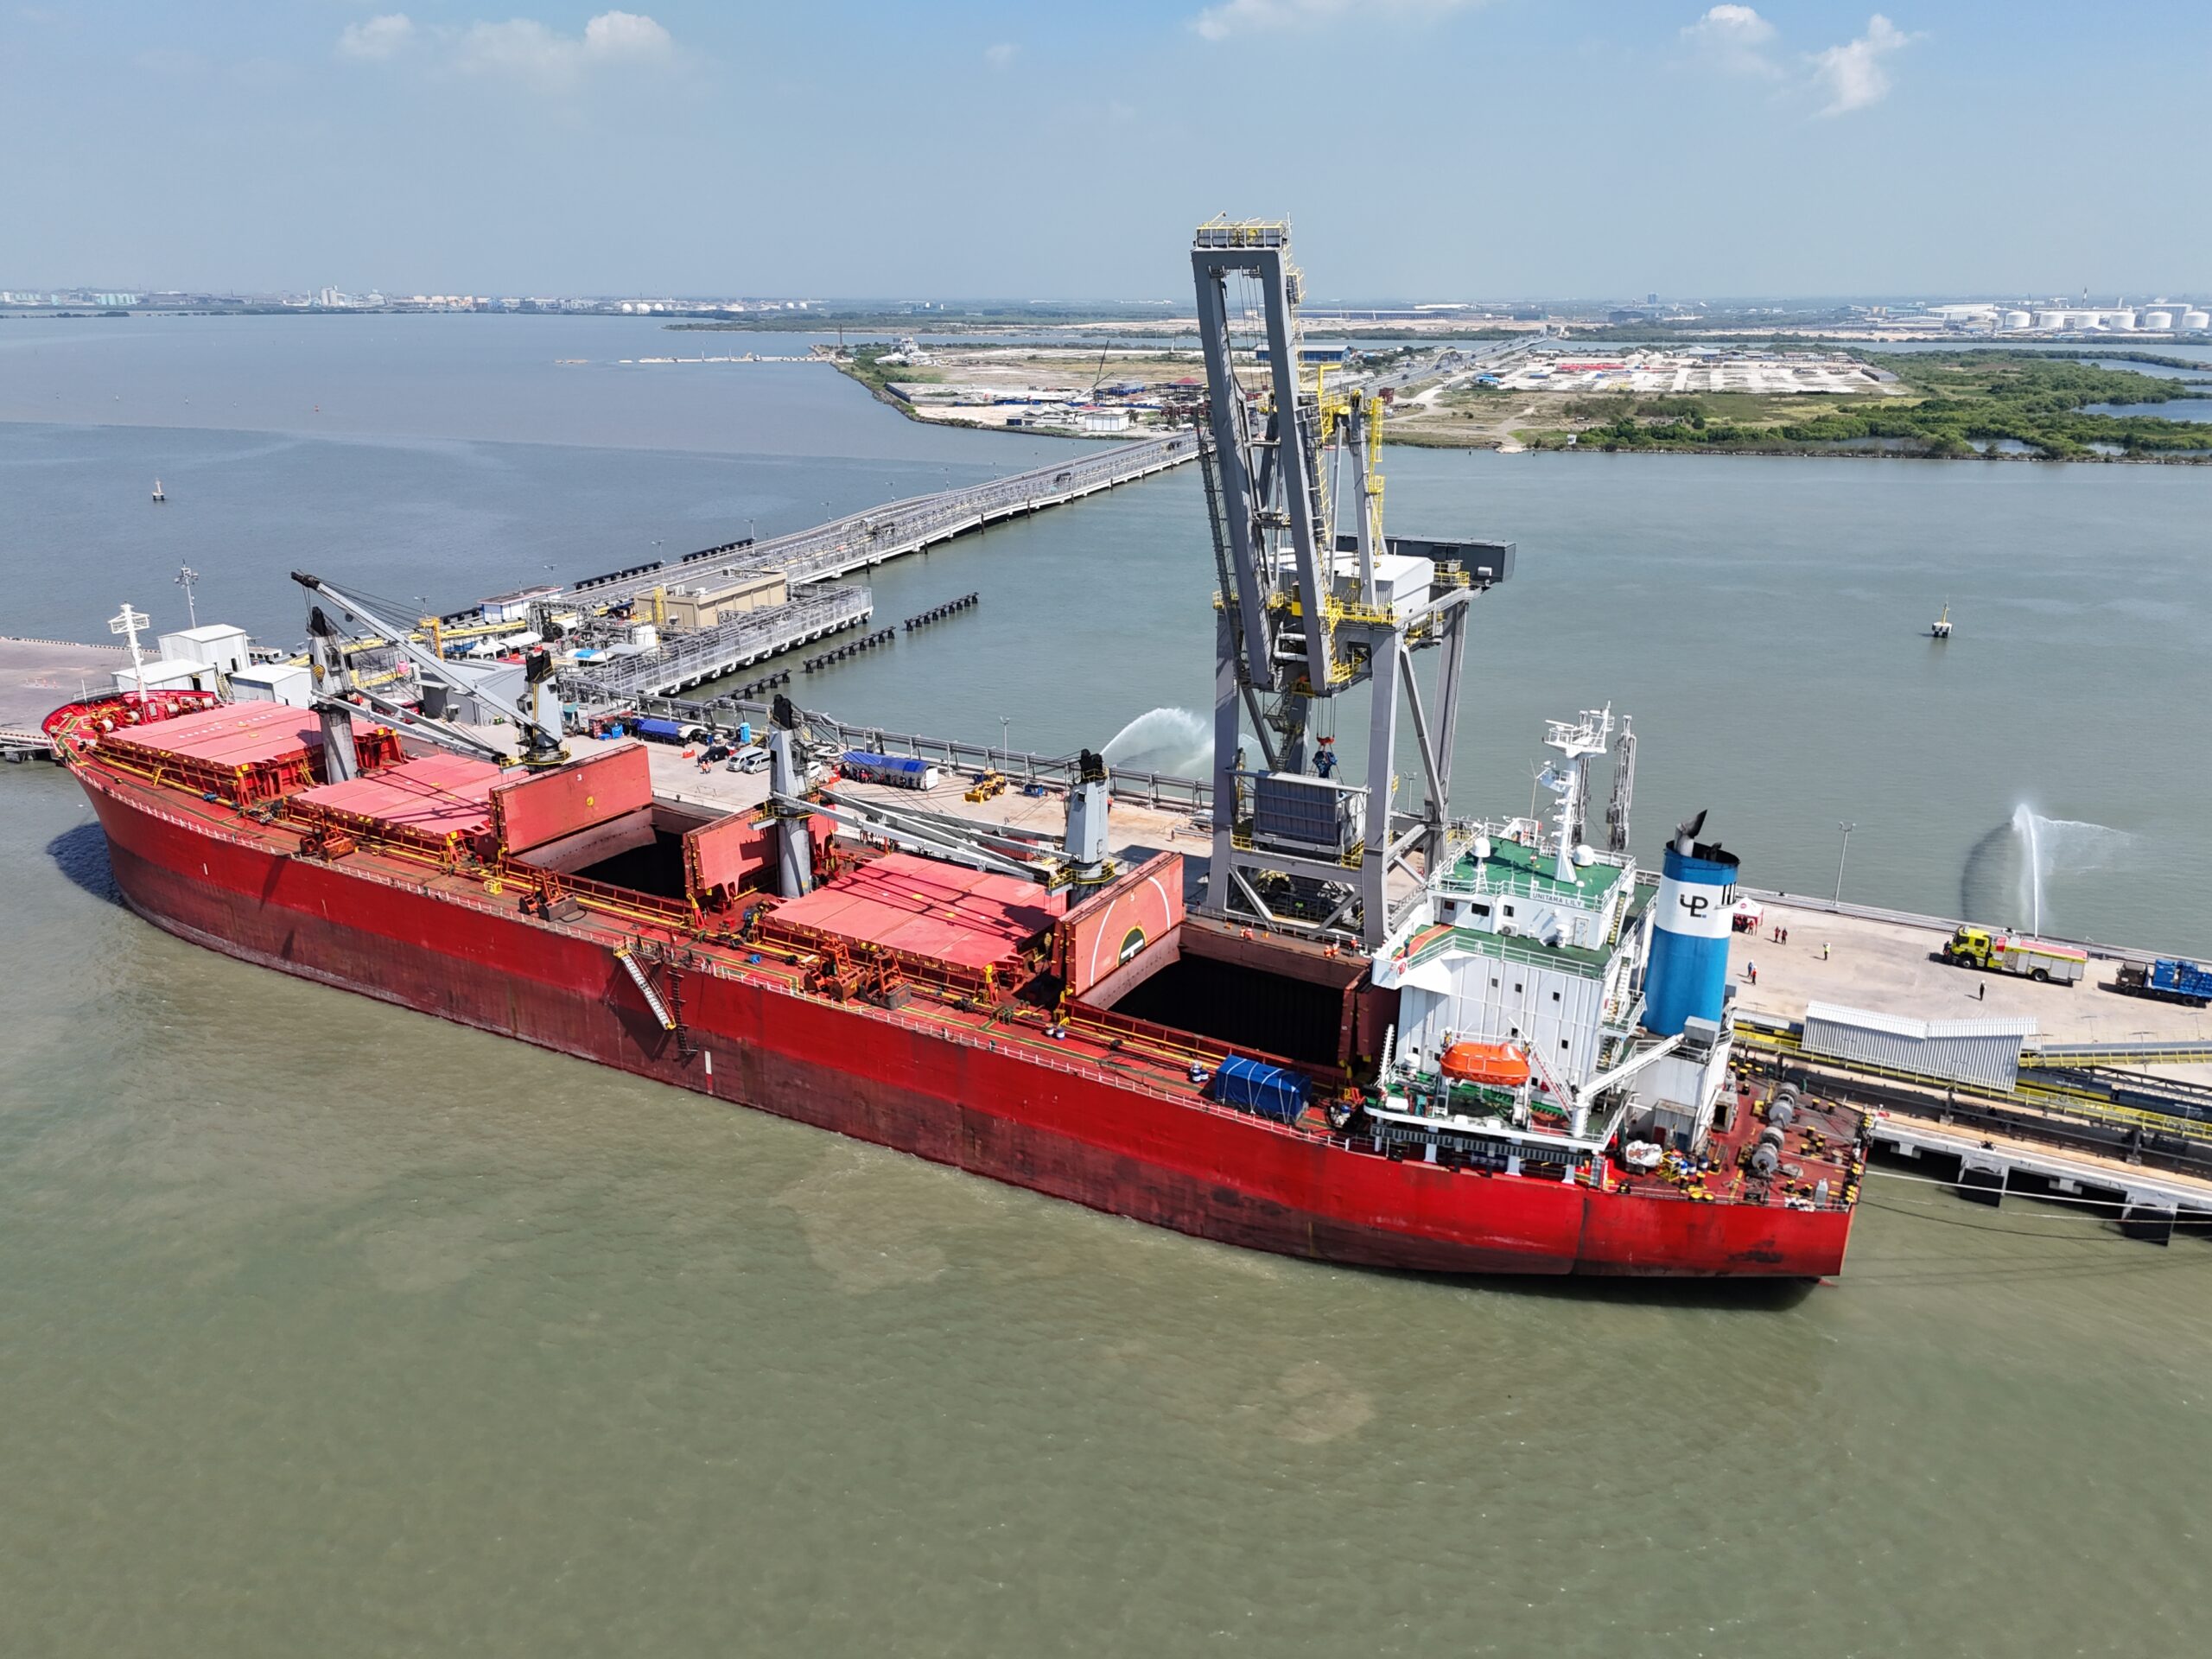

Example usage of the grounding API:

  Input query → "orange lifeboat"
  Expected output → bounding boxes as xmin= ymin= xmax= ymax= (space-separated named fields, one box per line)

xmin=1439 ymin=1040 xmax=1530 ymax=1088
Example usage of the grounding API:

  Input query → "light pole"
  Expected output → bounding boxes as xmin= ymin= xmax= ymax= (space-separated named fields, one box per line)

xmin=1834 ymin=821 xmax=1857 ymax=903
xmin=175 ymin=564 xmax=200 ymax=628
xmin=1000 ymin=715 xmax=1011 ymax=770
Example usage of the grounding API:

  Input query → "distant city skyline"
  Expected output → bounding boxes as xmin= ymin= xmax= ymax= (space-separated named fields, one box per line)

xmin=4 ymin=287 xmax=2207 ymax=316
xmin=3 ymin=2 xmax=2209 ymax=298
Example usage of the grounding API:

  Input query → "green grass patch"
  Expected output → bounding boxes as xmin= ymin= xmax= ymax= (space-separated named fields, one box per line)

xmin=1566 ymin=353 xmax=2212 ymax=459
xmin=840 ymin=345 xmax=943 ymax=402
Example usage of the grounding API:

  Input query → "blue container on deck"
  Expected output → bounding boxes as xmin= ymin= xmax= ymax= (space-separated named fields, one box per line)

xmin=631 ymin=716 xmax=684 ymax=743
xmin=1211 ymin=1055 xmax=1309 ymax=1122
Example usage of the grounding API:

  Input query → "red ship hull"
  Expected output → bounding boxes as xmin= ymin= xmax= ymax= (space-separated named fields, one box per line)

xmin=77 ymin=767 xmax=1853 ymax=1279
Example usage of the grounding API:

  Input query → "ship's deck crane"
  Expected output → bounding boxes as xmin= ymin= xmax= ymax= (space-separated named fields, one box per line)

xmin=767 ymin=696 xmax=1122 ymax=897
xmin=290 ymin=571 xmax=569 ymax=772
xmin=1189 ymin=219 xmax=1507 ymax=950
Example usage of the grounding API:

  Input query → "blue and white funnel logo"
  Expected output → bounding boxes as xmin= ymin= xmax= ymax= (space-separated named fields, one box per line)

xmin=1645 ymin=840 xmax=1740 ymax=1036
xmin=1659 ymin=873 xmax=1738 ymax=938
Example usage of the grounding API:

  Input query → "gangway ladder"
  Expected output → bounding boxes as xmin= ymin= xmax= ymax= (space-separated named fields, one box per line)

xmin=615 ymin=944 xmax=678 ymax=1031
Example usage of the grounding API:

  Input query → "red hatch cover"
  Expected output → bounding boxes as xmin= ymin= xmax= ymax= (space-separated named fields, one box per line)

xmin=103 ymin=701 xmax=328 ymax=769
xmin=293 ymin=752 xmax=505 ymax=842
xmin=493 ymin=742 xmax=653 ymax=855
xmin=772 ymin=851 xmax=1065 ymax=970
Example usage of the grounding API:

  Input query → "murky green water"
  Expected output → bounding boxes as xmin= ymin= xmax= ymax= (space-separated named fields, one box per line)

xmin=7 ymin=316 xmax=2211 ymax=1653
xmin=4 ymin=770 xmax=2209 ymax=1657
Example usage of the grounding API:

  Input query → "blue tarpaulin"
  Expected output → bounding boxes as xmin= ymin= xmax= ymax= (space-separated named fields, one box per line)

xmin=1211 ymin=1055 xmax=1309 ymax=1123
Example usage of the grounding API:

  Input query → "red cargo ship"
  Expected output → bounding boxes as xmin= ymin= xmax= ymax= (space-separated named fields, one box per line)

xmin=47 ymin=690 xmax=1861 ymax=1277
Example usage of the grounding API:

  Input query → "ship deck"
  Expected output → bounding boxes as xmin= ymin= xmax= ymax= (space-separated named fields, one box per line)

xmin=98 ymin=760 xmax=1864 ymax=1204
xmin=68 ymin=721 xmax=1255 ymax=1119
xmin=54 ymin=697 xmax=1862 ymax=1240
xmin=1610 ymin=1077 xmax=1865 ymax=1210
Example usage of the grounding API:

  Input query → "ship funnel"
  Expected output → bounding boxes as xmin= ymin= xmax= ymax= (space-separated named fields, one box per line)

xmin=1063 ymin=748 xmax=1112 ymax=878
xmin=1644 ymin=815 xmax=1738 ymax=1037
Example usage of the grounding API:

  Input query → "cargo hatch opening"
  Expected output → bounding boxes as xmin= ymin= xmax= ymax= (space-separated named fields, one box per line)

xmin=493 ymin=741 xmax=715 ymax=904
xmin=1106 ymin=946 xmax=1348 ymax=1067
xmin=1069 ymin=899 xmax=1390 ymax=1072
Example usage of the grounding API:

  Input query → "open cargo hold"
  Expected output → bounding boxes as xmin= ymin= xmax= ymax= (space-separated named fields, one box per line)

xmin=1095 ymin=914 xmax=1385 ymax=1068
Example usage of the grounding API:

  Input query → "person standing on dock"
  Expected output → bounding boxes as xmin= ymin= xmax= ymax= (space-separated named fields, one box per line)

xmin=1746 ymin=959 xmax=1758 ymax=985
xmin=1821 ymin=942 xmax=1831 ymax=961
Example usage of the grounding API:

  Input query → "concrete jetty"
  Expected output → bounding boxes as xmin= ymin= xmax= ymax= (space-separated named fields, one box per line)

xmin=567 ymin=433 xmax=1197 ymax=611
xmin=560 ymin=433 xmax=1194 ymax=701
xmin=1868 ymin=1114 xmax=2212 ymax=1242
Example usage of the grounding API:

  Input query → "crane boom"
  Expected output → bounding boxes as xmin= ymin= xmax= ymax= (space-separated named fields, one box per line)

xmin=290 ymin=571 xmax=568 ymax=767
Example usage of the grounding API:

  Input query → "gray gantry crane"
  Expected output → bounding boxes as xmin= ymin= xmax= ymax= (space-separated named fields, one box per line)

xmin=1189 ymin=219 xmax=1511 ymax=949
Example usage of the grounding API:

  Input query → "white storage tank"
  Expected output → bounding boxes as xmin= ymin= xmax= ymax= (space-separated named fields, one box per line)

xmin=2182 ymin=309 xmax=2211 ymax=332
xmin=2002 ymin=310 xmax=2032 ymax=331
xmin=2033 ymin=309 xmax=2069 ymax=330
xmin=2141 ymin=310 xmax=2175 ymax=331
xmin=2105 ymin=310 xmax=2136 ymax=331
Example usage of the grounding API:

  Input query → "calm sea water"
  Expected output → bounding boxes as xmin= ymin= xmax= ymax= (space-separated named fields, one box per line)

xmin=4 ymin=315 xmax=2211 ymax=1657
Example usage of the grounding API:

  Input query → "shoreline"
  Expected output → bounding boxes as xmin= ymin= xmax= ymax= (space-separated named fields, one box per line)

xmin=829 ymin=354 xmax=1103 ymax=442
xmin=827 ymin=347 xmax=2212 ymax=466
xmin=1382 ymin=429 xmax=2212 ymax=464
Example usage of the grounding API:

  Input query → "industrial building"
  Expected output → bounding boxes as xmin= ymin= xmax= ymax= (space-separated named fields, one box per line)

xmin=660 ymin=569 xmax=789 ymax=632
xmin=108 ymin=622 xmax=254 ymax=697
xmin=1802 ymin=1001 xmax=2040 ymax=1093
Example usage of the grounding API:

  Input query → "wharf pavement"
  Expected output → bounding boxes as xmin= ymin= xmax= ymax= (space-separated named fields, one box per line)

xmin=1727 ymin=897 xmax=2212 ymax=1083
xmin=1 ymin=637 xmax=135 ymax=759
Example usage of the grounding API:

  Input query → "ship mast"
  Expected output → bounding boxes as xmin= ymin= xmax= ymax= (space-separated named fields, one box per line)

xmin=1541 ymin=706 xmax=1611 ymax=880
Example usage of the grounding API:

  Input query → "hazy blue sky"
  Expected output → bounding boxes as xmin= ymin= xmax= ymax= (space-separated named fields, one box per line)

xmin=4 ymin=2 xmax=2207 ymax=300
